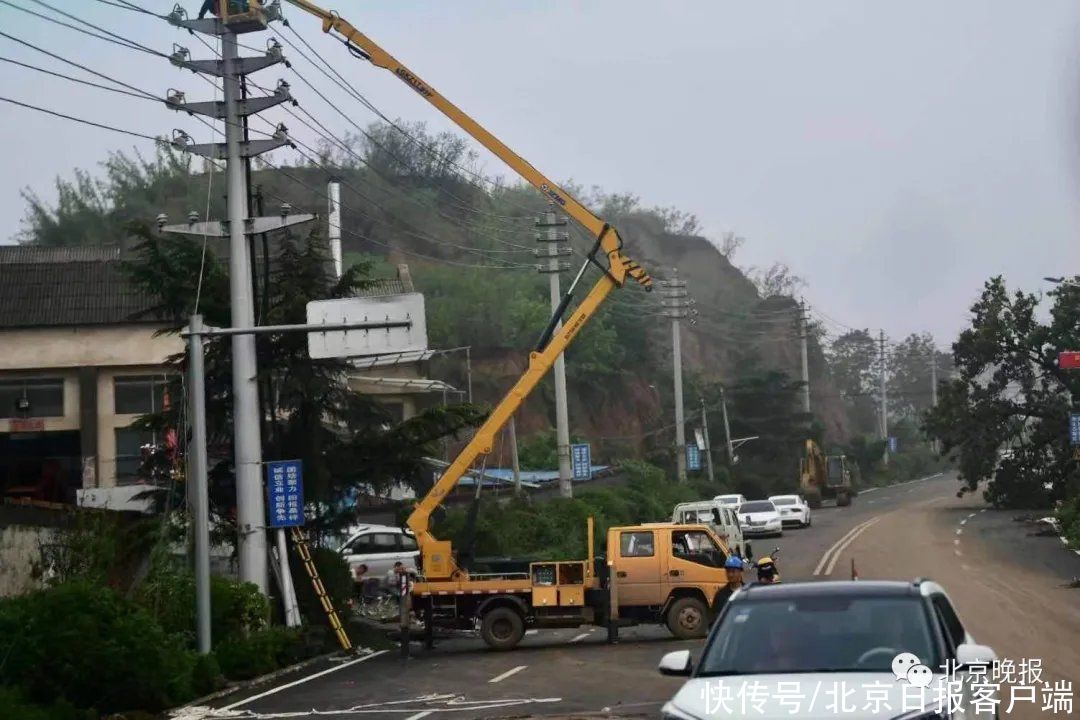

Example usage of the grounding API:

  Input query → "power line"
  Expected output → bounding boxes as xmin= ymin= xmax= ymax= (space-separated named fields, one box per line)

xmin=0 ymin=95 xmax=160 ymax=141
xmin=0 ymin=55 xmax=153 ymax=100
xmin=1 ymin=0 xmax=166 ymax=58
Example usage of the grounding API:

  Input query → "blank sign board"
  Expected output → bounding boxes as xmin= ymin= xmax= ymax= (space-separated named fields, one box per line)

xmin=306 ymin=293 xmax=427 ymax=359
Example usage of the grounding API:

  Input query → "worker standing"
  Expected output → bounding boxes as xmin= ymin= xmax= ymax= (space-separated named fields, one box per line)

xmin=711 ymin=556 xmax=746 ymax=620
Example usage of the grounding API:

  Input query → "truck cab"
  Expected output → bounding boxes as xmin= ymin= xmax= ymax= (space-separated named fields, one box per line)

xmin=608 ymin=523 xmax=734 ymax=638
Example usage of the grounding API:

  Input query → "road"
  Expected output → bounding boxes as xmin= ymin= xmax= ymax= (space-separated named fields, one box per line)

xmin=175 ymin=473 xmax=1080 ymax=719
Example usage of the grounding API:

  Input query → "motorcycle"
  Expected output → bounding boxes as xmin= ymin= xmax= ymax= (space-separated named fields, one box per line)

xmin=754 ymin=547 xmax=781 ymax=584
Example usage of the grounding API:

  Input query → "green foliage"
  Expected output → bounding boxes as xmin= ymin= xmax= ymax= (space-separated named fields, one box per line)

xmin=924 ymin=276 xmax=1080 ymax=507
xmin=211 ymin=577 xmax=271 ymax=642
xmin=0 ymin=582 xmax=195 ymax=715
xmin=191 ymin=653 xmax=224 ymax=696
xmin=0 ymin=687 xmax=91 ymax=720
xmin=33 ymin=511 xmax=154 ymax=593
xmin=214 ymin=627 xmax=303 ymax=681
xmin=1057 ymin=496 xmax=1080 ymax=548
xmin=291 ymin=547 xmax=353 ymax=626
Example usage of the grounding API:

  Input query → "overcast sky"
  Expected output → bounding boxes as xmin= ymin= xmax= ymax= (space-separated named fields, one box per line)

xmin=3 ymin=0 xmax=1080 ymax=346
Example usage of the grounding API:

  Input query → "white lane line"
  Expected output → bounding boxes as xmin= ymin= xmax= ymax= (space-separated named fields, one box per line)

xmin=813 ymin=517 xmax=881 ymax=575
xmin=954 ymin=548 xmax=963 ymax=557
xmin=967 ymin=512 xmax=977 ymax=519
xmin=954 ymin=539 xmax=961 ymax=546
xmin=979 ymin=508 xmax=988 ymax=513
xmin=219 ymin=650 xmax=388 ymax=710
xmin=956 ymin=528 xmax=963 ymax=536
xmin=488 ymin=665 xmax=527 ymax=684
xmin=404 ymin=712 xmax=433 ymax=720
xmin=867 ymin=499 xmax=877 ymax=504
xmin=525 ymin=630 xmax=538 ymax=635
xmin=960 ymin=519 xmax=968 ymax=526
xmin=861 ymin=487 xmax=879 ymax=494
xmin=569 ymin=632 xmax=590 ymax=643
xmin=823 ymin=517 xmax=882 ymax=576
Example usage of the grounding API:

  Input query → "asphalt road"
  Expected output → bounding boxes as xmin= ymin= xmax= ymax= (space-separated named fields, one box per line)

xmin=174 ymin=473 xmax=1080 ymax=720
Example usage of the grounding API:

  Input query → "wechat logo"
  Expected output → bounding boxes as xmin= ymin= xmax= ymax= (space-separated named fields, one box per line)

xmin=892 ymin=652 xmax=933 ymax=688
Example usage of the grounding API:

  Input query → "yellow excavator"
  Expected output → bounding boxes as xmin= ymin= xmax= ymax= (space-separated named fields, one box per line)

xmin=799 ymin=439 xmax=853 ymax=509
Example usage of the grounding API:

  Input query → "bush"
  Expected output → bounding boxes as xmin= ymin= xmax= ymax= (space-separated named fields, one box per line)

xmin=0 ymin=582 xmax=196 ymax=714
xmin=0 ymin=686 xmax=92 ymax=720
xmin=211 ymin=576 xmax=271 ymax=642
xmin=1057 ymin=495 xmax=1080 ymax=548
xmin=291 ymin=546 xmax=353 ymax=625
xmin=191 ymin=652 xmax=225 ymax=696
xmin=215 ymin=626 xmax=303 ymax=681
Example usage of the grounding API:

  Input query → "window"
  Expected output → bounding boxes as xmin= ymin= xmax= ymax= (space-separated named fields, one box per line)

xmin=771 ymin=497 xmax=796 ymax=506
xmin=400 ymin=535 xmax=418 ymax=552
xmin=0 ymin=378 xmax=64 ymax=418
xmin=371 ymin=533 xmax=398 ymax=550
xmin=114 ymin=375 xmax=169 ymax=415
xmin=739 ymin=501 xmax=776 ymax=513
xmin=932 ymin=595 xmax=966 ymax=651
xmin=620 ymin=531 xmax=654 ymax=557
xmin=115 ymin=427 xmax=154 ymax=484
xmin=672 ymin=530 xmax=726 ymax=568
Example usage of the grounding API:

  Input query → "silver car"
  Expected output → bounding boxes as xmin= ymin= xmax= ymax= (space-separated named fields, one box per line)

xmin=337 ymin=524 xmax=419 ymax=588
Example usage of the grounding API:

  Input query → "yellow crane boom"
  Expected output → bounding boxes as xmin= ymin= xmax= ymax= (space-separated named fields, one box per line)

xmin=282 ymin=0 xmax=653 ymax=580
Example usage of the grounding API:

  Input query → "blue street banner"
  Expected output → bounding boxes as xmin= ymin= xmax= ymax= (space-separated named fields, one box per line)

xmin=888 ymin=436 xmax=898 ymax=453
xmin=1070 ymin=414 xmax=1080 ymax=446
xmin=266 ymin=459 xmax=304 ymax=528
xmin=571 ymin=443 xmax=592 ymax=480
xmin=686 ymin=443 xmax=702 ymax=471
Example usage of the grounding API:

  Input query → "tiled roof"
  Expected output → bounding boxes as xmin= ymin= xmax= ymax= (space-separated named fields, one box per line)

xmin=0 ymin=245 xmax=161 ymax=329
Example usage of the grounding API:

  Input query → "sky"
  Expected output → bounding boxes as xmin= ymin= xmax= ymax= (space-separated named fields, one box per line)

xmin=2 ymin=0 xmax=1080 ymax=346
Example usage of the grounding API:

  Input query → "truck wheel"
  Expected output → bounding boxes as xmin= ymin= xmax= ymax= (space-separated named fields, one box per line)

xmin=480 ymin=606 xmax=525 ymax=650
xmin=837 ymin=493 xmax=851 ymax=507
xmin=666 ymin=596 xmax=709 ymax=639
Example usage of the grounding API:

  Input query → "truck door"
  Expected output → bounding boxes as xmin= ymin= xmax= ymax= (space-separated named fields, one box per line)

xmin=613 ymin=529 xmax=661 ymax=606
xmin=668 ymin=528 xmax=728 ymax=601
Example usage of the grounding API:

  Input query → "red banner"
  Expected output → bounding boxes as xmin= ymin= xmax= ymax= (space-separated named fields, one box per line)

xmin=1059 ymin=351 xmax=1080 ymax=369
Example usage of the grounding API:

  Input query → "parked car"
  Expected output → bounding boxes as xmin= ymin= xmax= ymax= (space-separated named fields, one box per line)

xmin=671 ymin=500 xmax=750 ymax=558
xmin=768 ymin=493 xmax=812 ymax=528
xmin=737 ymin=499 xmax=783 ymax=537
xmin=658 ymin=579 xmax=997 ymax=720
xmin=336 ymin=524 xmax=419 ymax=588
xmin=712 ymin=493 xmax=747 ymax=508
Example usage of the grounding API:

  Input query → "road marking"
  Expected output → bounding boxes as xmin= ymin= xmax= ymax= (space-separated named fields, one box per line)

xmin=569 ymin=632 xmax=590 ymax=643
xmin=954 ymin=539 xmax=961 ymax=546
xmin=488 ymin=666 xmax=527 ymax=684
xmin=525 ymin=630 xmax=538 ymax=635
xmin=967 ymin=512 xmax=977 ymax=519
xmin=861 ymin=487 xmax=879 ymax=494
xmin=404 ymin=712 xmax=433 ymax=720
xmin=979 ymin=508 xmax=988 ymax=513
xmin=219 ymin=650 xmax=388 ymax=711
xmin=823 ymin=517 xmax=882 ymax=576
xmin=867 ymin=499 xmax=877 ymax=504
xmin=954 ymin=548 xmax=963 ymax=556
xmin=960 ymin=518 xmax=968 ymax=526
xmin=956 ymin=528 xmax=963 ymax=536
xmin=813 ymin=517 xmax=880 ymax=575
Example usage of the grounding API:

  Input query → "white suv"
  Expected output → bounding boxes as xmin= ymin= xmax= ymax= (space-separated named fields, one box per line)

xmin=337 ymin=524 xmax=419 ymax=587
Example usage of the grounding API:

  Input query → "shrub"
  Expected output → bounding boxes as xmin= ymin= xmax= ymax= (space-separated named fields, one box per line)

xmin=0 ymin=582 xmax=196 ymax=714
xmin=215 ymin=626 xmax=302 ymax=681
xmin=291 ymin=546 xmax=353 ymax=625
xmin=211 ymin=576 xmax=271 ymax=642
xmin=0 ymin=686 xmax=92 ymax=720
xmin=191 ymin=652 xmax=225 ymax=696
xmin=1057 ymin=495 xmax=1080 ymax=548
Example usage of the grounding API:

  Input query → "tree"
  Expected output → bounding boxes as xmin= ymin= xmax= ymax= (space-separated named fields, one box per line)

xmin=888 ymin=333 xmax=953 ymax=420
xmin=924 ymin=276 xmax=1080 ymax=507
xmin=828 ymin=330 xmax=880 ymax=436
xmin=747 ymin=262 xmax=805 ymax=298
xmin=124 ymin=227 xmax=484 ymax=538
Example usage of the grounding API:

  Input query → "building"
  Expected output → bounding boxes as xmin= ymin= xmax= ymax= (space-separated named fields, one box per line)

xmin=0 ymin=247 xmax=456 ymax=503
xmin=0 ymin=246 xmax=181 ymax=500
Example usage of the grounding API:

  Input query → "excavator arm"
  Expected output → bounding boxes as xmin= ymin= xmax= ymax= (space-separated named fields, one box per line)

xmin=282 ymin=0 xmax=653 ymax=580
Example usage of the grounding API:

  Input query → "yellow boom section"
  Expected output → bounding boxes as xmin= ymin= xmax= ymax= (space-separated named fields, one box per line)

xmin=284 ymin=0 xmax=652 ymax=580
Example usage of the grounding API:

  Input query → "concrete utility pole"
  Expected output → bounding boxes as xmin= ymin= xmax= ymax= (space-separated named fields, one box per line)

xmin=700 ymin=397 xmax=715 ymax=483
xmin=328 ymin=179 xmax=342 ymax=278
xmin=798 ymin=300 xmax=811 ymax=414
xmin=508 ymin=416 xmax=522 ymax=493
xmin=720 ymin=385 xmax=734 ymax=465
xmin=930 ymin=345 xmax=939 ymax=455
xmin=165 ymin=7 xmax=294 ymax=595
xmin=879 ymin=329 xmax=889 ymax=466
xmin=535 ymin=209 xmax=573 ymax=497
xmin=663 ymin=269 xmax=690 ymax=481
xmin=186 ymin=315 xmax=211 ymax=654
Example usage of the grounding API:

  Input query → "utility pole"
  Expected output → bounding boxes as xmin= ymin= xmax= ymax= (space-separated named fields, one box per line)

xmin=165 ymin=6 xmax=294 ymax=595
xmin=535 ymin=209 xmax=573 ymax=497
xmin=328 ymin=179 xmax=342 ymax=278
xmin=930 ymin=345 xmax=938 ymax=455
xmin=186 ymin=315 xmax=211 ymax=654
xmin=879 ymin=329 xmax=889 ymax=466
xmin=700 ymin=397 xmax=715 ymax=483
xmin=508 ymin=416 xmax=522 ymax=493
xmin=663 ymin=269 xmax=689 ymax=481
xmin=720 ymin=385 xmax=734 ymax=465
xmin=798 ymin=300 xmax=811 ymax=414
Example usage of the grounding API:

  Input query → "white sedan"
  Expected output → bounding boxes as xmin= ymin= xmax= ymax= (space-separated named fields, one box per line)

xmin=768 ymin=494 xmax=811 ymax=528
xmin=737 ymin=500 xmax=783 ymax=537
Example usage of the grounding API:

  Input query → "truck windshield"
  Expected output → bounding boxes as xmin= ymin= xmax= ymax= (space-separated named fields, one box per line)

xmin=827 ymin=457 xmax=845 ymax=478
xmin=698 ymin=596 xmax=939 ymax=676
